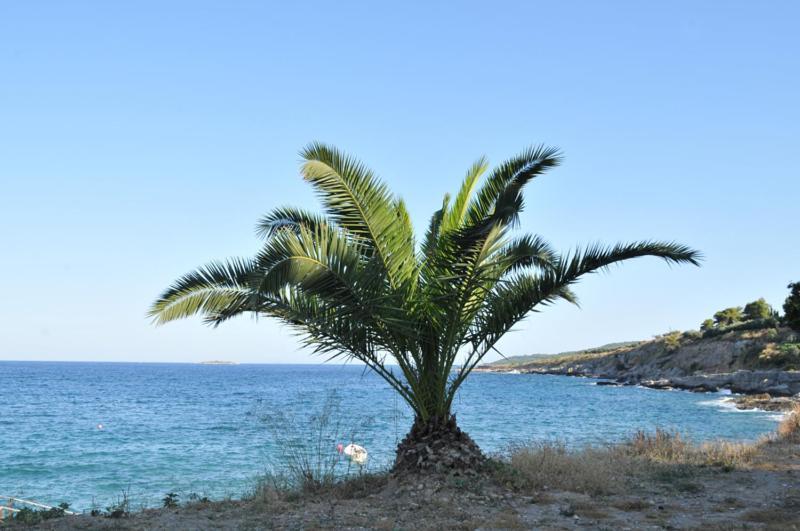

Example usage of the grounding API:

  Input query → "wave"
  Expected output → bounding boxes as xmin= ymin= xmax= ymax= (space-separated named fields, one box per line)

xmin=697 ymin=395 xmax=786 ymax=421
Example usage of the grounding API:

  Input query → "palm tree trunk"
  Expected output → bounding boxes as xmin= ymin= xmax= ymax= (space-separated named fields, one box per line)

xmin=393 ymin=414 xmax=484 ymax=475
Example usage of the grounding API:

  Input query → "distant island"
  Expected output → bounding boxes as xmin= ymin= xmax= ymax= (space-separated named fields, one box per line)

xmin=198 ymin=360 xmax=239 ymax=365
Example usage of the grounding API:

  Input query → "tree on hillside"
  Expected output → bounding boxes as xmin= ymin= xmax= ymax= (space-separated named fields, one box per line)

xmin=743 ymin=298 xmax=771 ymax=321
xmin=700 ymin=318 xmax=715 ymax=331
xmin=714 ymin=307 xmax=743 ymax=327
xmin=149 ymin=143 xmax=700 ymax=473
xmin=784 ymin=282 xmax=800 ymax=332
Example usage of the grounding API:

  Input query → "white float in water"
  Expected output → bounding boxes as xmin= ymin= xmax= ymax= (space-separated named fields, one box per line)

xmin=337 ymin=443 xmax=367 ymax=465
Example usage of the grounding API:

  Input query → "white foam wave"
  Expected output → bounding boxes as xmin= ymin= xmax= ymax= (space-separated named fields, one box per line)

xmin=697 ymin=395 xmax=787 ymax=421
xmin=697 ymin=396 xmax=741 ymax=412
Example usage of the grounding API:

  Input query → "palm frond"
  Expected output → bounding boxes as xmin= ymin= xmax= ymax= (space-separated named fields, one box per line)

xmin=148 ymin=258 xmax=257 ymax=325
xmin=300 ymin=142 xmax=417 ymax=288
xmin=465 ymin=145 xmax=561 ymax=226
xmin=255 ymin=206 xmax=329 ymax=239
xmin=442 ymin=157 xmax=488 ymax=232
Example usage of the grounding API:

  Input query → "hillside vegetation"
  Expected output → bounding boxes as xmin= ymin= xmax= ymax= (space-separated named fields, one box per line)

xmin=485 ymin=342 xmax=642 ymax=368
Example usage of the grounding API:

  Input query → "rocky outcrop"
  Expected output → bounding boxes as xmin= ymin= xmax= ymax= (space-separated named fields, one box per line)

xmin=637 ymin=370 xmax=800 ymax=396
xmin=731 ymin=393 xmax=799 ymax=412
xmin=487 ymin=328 xmax=800 ymax=403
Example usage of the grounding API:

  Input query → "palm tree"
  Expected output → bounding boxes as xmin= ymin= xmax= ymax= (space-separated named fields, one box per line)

xmin=149 ymin=143 xmax=700 ymax=473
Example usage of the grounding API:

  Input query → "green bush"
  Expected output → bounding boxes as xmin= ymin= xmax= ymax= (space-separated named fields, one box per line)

xmin=714 ymin=307 xmax=743 ymax=326
xmin=662 ymin=331 xmax=682 ymax=352
xmin=784 ymin=282 xmax=800 ymax=332
xmin=744 ymin=298 xmax=772 ymax=321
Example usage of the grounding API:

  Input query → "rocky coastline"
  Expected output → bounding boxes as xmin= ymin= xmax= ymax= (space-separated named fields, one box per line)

xmin=479 ymin=327 xmax=800 ymax=412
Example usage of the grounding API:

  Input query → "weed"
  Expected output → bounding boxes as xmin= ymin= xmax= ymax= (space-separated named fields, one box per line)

xmin=187 ymin=492 xmax=210 ymax=504
xmin=105 ymin=489 xmax=131 ymax=518
xmin=257 ymin=390 xmax=375 ymax=493
xmin=162 ymin=492 xmax=180 ymax=508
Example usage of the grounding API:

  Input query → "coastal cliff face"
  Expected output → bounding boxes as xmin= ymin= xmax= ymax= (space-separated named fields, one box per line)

xmin=482 ymin=328 xmax=800 ymax=399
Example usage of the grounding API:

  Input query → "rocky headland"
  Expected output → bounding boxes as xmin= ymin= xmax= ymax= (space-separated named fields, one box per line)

xmin=479 ymin=327 xmax=800 ymax=412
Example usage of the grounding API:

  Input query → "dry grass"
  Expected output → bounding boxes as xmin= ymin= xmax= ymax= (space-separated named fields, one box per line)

xmin=497 ymin=441 xmax=638 ymax=495
xmin=497 ymin=428 xmax=760 ymax=497
xmin=626 ymin=428 xmax=757 ymax=468
xmin=778 ymin=404 xmax=800 ymax=441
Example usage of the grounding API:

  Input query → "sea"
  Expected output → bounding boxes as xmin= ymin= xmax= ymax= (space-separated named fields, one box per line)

xmin=0 ymin=362 xmax=782 ymax=511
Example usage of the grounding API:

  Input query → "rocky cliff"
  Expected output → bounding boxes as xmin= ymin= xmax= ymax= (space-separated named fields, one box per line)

xmin=480 ymin=327 xmax=800 ymax=405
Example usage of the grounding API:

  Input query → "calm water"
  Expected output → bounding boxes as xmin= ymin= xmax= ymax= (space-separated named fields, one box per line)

xmin=0 ymin=362 xmax=781 ymax=510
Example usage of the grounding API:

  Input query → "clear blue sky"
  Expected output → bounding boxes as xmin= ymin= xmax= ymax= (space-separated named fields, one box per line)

xmin=1 ymin=1 xmax=798 ymax=363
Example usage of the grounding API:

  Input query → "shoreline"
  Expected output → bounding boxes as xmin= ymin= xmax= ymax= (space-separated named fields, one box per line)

xmin=477 ymin=367 xmax=800 ymax=413
xmin=477 ymin=327 xmax=800 ymax=413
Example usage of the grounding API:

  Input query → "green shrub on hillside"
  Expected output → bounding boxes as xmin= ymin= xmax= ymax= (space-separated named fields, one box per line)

xmin=743 ymin=298 xmax=772 ymax=321
xmin=784 ymin=282 xmax=800 ymax=332
xmin=701 ymin=317 xmax=780 ymax=339
xmin=714 ymin=307 xmax=743 ymax=327
xmin=700 ymin=319 xmax=715 ymax=331
xmin=662 ymin=331 xmax=683 ymax=352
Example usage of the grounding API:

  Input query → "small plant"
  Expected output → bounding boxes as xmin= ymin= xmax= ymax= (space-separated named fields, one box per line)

xmin=187 ymin=492 xmax=210 ymax=504
xmin=105 ymin=490 xmax=130 ymax=519
xmin=662 ymin=331 xmax=682 ymax=352
xmin=258 ymin=390 xmax=375 ymax=493
xmin=162 ymin=492 xmax=180 ymax=508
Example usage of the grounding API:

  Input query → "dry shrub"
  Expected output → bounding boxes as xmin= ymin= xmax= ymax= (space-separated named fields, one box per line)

xmin=778 ymin=404 xmax=800 ymax=441
xmin=502 ymin=442 xmax=637 ymax=496
xmin=628 ymin=429 xmax=690 ymax=461
xmin=696 ymin=440 xmax=757 ymax=468
xmin=625 ymin=429 xmax=755 ymax=468
xmin=501 ymin=429 xmax=760 ymax=497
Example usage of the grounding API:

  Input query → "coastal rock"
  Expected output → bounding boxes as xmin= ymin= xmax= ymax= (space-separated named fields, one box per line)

xmin=595 ymin=380 xmax=622 ymax=387
xmin=732 ymin=394 xmax=798 ymax=412
xmin=638 ymin=371 xmax=800 ymax=396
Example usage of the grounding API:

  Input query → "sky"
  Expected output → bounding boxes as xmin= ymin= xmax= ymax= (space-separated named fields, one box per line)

xmin=1 ymin=1 xmax=798 ymax=363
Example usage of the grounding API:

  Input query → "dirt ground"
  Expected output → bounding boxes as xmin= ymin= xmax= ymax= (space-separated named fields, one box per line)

xmin=12 ymin=435 xmax=800 ymax=531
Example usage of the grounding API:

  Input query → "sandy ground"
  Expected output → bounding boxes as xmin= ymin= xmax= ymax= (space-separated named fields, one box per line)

xmin=11 ymin=437 xmax=800 ymax=530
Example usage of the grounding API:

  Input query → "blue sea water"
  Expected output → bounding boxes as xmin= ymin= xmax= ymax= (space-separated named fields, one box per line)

xmin=0 ymin=362 xmax=781 ymax=510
